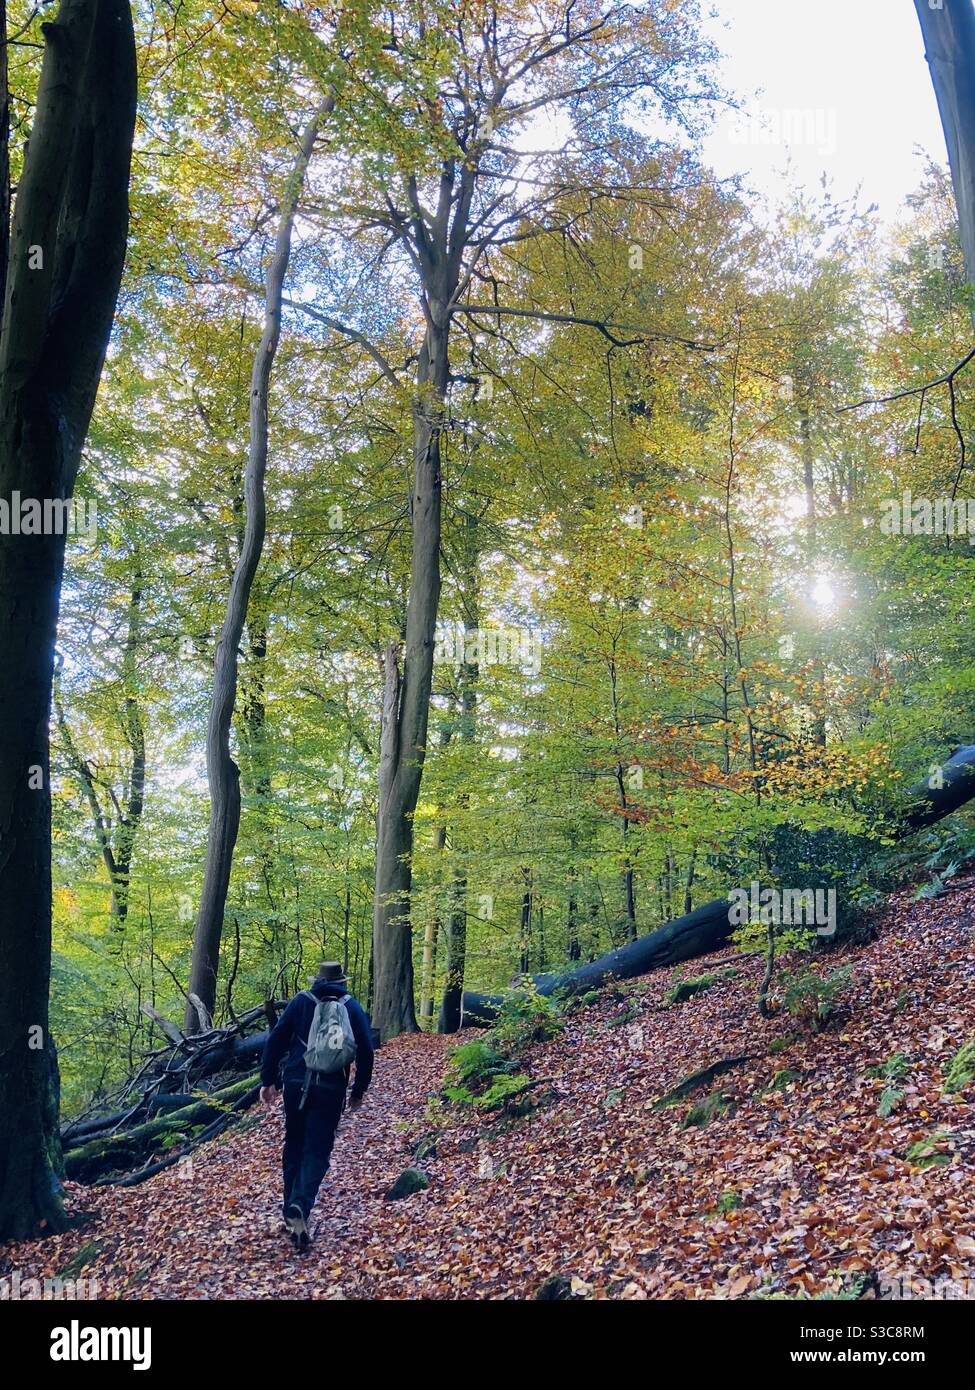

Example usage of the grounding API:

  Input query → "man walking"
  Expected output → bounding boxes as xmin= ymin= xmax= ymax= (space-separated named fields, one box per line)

xmin=260 ymin=962 xmax=374 ymax=1249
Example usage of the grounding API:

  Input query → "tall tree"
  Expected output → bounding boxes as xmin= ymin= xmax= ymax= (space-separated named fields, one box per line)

xmin=0 ymin=0 xmax=136 ymax=1239
xmin=185 ymin=102 xmax=329 ymax=1031
xmin=322 ymin=0 xmax=718 ymax=1038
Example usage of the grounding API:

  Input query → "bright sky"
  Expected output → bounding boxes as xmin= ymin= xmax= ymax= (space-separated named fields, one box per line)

xmin=700 ymin=0 xmax=949 ymax=224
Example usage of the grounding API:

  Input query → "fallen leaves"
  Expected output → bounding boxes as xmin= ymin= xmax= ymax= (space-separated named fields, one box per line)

xmin=3 ymin=885 xmax=975 ymax=1299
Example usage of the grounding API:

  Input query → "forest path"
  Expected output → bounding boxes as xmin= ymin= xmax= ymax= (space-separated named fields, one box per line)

xmin=6 ymin=886 xmax=975 ymax=1299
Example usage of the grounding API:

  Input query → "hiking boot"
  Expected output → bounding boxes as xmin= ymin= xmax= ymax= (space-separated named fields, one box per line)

xmin=285 ymin=1203 xmax=310 ymax=1252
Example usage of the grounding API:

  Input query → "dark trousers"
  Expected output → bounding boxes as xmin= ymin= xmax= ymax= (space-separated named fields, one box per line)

xmin=282 ymin=1081 xmax=345 ymax=1218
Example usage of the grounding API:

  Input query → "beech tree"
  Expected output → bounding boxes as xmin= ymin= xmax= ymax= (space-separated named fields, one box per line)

xmin=299 ymin=0 xmax=719 ymax=1038
xmin=0 ymin=0 xmax=136 ymax=1239
xmin=185 ymin=103 xmax=330 ymax=1033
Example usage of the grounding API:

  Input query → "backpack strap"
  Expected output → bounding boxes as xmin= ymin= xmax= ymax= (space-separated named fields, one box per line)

xmin=300 ymin=991 xmax=319 ymax=1055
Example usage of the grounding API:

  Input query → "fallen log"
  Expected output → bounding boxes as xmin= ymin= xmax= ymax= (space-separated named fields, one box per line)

xmin=63 ymin=1073 xmax=260 ymax=1184
xmin=456 ymin=744 xmax=975 ymax=1028
xmin=460 ymin=896 xmax=734 ymax=1025
xmin=100 ymin=1081 xmax=261 ymax=1188
xmin=60 ymin=1000 xmax=288 ymax=1148
xmin=903 ymin=743 xmax=975 ymax=831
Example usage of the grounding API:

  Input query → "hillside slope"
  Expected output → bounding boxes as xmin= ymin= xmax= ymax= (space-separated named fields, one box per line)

xmin=5 ymin=886 xmax=975 ymax=1299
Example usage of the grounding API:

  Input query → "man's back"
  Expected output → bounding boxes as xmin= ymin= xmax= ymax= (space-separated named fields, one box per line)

xmin=262 ymin=979 xmax=374 ymax=1095
xmin=260 ymin=963 xmax=374 ymax=1249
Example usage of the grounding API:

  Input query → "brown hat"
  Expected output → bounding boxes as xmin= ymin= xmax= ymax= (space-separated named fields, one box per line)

xmin=310 ymin=961 xmax=347 ymax=986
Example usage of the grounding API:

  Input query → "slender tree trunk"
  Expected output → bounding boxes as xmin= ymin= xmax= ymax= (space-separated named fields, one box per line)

xmin=683 ymin=849 xmax=696 ymax=916
xmin=420 ymin=714 xmax=455 ymax=1024
xmin=55 ymin=575 xmax=144 ymax=925
xmin=114 ymin=572 xmax=146 ymax=920
xmin=567 ymin=865 xmax=581 ymax=961
xmin=185 ymin=105 xmax=326 ymax=1031
xmin=609 ymin=651 xmax=637 ymax=935
xmin=519 ymin=868 xmax=533 ymax=975
xmin=438 ymin=514 xmax=479 ymax=1033
xmin=588 ymin=898 xmax=601 ymax=961
xmin=420 ymin=822 xmax=447 ymax=1024
xmin=0 ymin=0 xmax=136 ymax=1240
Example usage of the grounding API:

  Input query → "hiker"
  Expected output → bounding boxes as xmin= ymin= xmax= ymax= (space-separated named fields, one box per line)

xmin=260 ymin=961 xmax=374 ymax=1249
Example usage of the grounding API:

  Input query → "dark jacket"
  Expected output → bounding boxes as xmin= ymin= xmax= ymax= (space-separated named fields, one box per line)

xmin=261 ymin=981 xmax=374 ymax=1098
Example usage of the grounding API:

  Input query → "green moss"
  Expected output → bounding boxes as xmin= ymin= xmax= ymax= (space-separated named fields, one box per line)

xmin=865 ymin=1052 xmax=908 ymax=1080
xmin=665 ymin=973 xmax=719 ymax=1006
xmin=683 ymin=1089 xmax=732 ymax=1128
xmin=385 ymin=1168 xmax=430 ymax=1200
xmin=770 ymin=1068 xmax=800 ymax=1091
xmin=58 ymin=1241 xmax=101 ymax=1280
xmin=475 ymin=1074 xmax=531 ymax=1110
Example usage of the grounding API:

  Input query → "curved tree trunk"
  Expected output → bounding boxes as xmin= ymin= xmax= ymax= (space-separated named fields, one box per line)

xmin=185 ymin=104 xmax=327 ymax=1032
xmin=0 ymin=0 xmax=136 ymax=1240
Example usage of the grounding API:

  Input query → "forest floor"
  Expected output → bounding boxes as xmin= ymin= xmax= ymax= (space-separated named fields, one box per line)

xmin=5 ymin=885 xmax=975 ymax=1299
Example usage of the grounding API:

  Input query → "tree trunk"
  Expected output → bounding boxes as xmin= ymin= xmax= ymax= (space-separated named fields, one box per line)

xmin=438 ymin=518 xmax=479 ymax=1033
xmin=0 ymin=0 xmax=136 ymax=1240
xmin=519 ymin=868 xmax=533 ymax=974
xmin=185 ymin=105 xmax=326 ymax=1031
xmin=55 ymin=572 xmax=145 ymax=924
xmin=371 ymin=311 xmax=450 ymax=1039
xmin=419 ymin=822 xmax=446 ymax=1024
xmin=915 ymin=0 xmax=975 ymax=297
xmin=371 ymin=151 xmax=477 ymax=1039
xmin=114 ymin=572 xmax=146 ymax=921
xmin=567 ymin=882 xmax=581 ymax=961
xmin=372 ymin=641 xmax=419 ymax=1037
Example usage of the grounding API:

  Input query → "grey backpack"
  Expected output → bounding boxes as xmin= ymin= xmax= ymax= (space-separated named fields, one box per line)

xmin=299 ymin=991 xmax=356 ymax=1105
